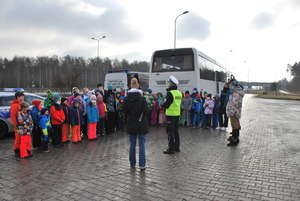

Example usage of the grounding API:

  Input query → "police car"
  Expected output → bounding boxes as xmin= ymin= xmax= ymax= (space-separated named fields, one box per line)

xmin=0 ymin=88 xmax=45 ymax=139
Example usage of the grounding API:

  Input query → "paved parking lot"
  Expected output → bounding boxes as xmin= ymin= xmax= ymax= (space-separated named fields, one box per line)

xmin=1 ymin=94 xmax=300 ymax=201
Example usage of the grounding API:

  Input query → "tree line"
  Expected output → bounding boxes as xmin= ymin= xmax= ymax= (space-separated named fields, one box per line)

xmin=0 ymin=55 xmax=150 ymax=93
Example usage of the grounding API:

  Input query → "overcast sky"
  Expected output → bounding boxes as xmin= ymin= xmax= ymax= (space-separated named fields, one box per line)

xmin=1 ymin=0 xmax=299 ymax=82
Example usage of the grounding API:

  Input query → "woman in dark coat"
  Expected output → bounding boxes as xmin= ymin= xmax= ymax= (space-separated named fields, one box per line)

xmin=122 ymin=78 xmax=149 ymax=170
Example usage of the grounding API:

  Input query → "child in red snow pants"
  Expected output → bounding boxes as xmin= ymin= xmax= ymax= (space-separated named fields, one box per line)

xmin=20 ymin=135 xmax=31 ymax=158
xmin=72 ymin=125 xmax=81 ymax=143
xmin=88 ymin=122 xmax=97 ymax=140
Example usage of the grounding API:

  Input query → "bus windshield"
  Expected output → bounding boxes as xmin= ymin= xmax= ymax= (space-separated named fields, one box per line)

xmin=152 ymin=55 xmax=194 ymax=72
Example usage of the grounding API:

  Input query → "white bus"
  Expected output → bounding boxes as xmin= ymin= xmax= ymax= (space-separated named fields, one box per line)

xmin=149 ymin=48 xmax=232 ymax=95
xmin=104 ymin=70 xmax=149 ymax=92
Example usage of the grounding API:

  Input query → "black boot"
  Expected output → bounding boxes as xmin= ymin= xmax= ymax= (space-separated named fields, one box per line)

xmin=227 ymin=129 xmax=239 ymax=146
xmin=227 ymin=138 xmax=238 ymax=146
xmin=14 ymin=149 xmax=20 ymax=157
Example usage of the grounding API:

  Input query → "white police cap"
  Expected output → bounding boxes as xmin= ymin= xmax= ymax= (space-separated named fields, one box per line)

xmin=170 ymin=75 xmax=179 ymax=85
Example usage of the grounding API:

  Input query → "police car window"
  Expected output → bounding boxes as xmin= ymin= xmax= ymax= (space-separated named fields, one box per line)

xmin=0 ymin=96 xmax=15 ymax=106
xmin=25 ymin=96 xmax=44 ymax=105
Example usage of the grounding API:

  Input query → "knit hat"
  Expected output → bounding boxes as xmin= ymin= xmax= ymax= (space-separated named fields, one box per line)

xmin=214 ymin=94 xmax=220 ymax=98
xmin=87 ymin=91 xmax=94 ymax=97
xmin=97 ymin=83 xmax=103 ymax=88
xmin=204 ymin=91 xmax=208 ymax=96
xmin=196 ymin=93 xmax=201 ymax=98
xmin=74 ymin=92 xmax=80 ymax=98
xmin=119 ymin=98 xmax=123 ymax=103
xmin=40 ymin=107 xmax=49 ymax=115
xmin=231 ymin=80 xmax=239 ymax=87
xmin=185 ymin=90 xmax=189 ymax=95
xmin=53 ymin=95 xmax=61 ymax=103
xmin=90 ymin=95 xmax=97 ymax=100
xmin=97 ymin=93 xmax=103 ymax=100
xmin=207 ymin=94 xmax=212 ymax=98
xmin=130 ymin=78 xmax=139 ymax=89
xmin=47 ymin=90 xmax=54 ymax=99
xmin=146 ymin=88 xmax=152 ymax=94
xmin=107 ymin=85 xmax=113 ymax=90
xmin=193 ymin=87 xmax=198 ymax=91
xmin=61 ymin=97 xmax=67 ymax=104
xmin=32 ymin=100 xmax=42 ymax=108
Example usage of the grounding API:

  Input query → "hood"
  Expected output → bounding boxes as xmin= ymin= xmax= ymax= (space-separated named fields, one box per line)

xmin=236 ymin=89 xmax=245 ymax=97
xmin=11 ymin=99 xmax=21 ymax=105
xmin=128 ymin=88 xmax=143 ymax=95
xmin=127 ymin=90 xmax=142 ymax=102
xmin=73 ymin=99 xmax=81 ymax=106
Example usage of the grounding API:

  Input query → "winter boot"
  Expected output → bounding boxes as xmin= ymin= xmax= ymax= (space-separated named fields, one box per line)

xmin=227 ymin=138 xmax=238 ymax=146
xmin=14 ymin=149 xmax=20 ymax=157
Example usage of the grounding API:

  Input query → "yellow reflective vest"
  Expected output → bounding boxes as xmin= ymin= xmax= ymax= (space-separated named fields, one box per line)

xmin=166 ymin=90 xmax=182 ymax=116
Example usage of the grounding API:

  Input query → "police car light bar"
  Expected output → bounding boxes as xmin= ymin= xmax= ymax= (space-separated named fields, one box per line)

xmin=3 ymin=88 xmax=25 ymax=92
xmin=107 ymin=70 xmax=131 ymax=73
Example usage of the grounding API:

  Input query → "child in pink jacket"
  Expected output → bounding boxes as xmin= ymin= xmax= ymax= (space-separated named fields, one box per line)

xmin=203 ymin=94 xmax=214 ymax=129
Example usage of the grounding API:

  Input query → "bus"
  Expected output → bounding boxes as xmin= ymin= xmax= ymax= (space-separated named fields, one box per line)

xmin=149 ymin=48 xmax=232 ymax=95
xmin=104 ymin=70 xmax=149 ymax=92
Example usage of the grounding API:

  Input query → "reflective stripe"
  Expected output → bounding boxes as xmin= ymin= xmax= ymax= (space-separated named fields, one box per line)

xmin=166 ymin=90 xmax=182 ymax=116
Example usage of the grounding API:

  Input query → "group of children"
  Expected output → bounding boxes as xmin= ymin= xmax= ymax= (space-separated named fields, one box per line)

xmin=13 ymin=84 xmax=226 ymax=159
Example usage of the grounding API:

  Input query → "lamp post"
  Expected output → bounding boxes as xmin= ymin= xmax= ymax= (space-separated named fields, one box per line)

xmin=91 ymin=36 xmax=106 ymax=83
xmin=225 ymin=50 xmax=233 ymax=69
xmin=91 ymin=36 xmax=106 ymax=59
xmin=174 ymin=11 xmax=189 ymax=50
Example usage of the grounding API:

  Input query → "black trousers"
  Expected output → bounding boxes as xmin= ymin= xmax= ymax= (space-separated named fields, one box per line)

xmin=32 ymin=124 xmax=42 ymax=148
xmin=218 ymin=108 xmax=228 ymax=127
xmin=166 ymin=116 xmax=180 ymax=151
xmin=205 ymin=114 xmax=212 ymax=127
xmin=97 ymin=117 xmax=105 ymax=134
xmin=52 ymin=124 xmax=62 ymax=146
xmin=106 ymin=112 xmax=116 ymax=133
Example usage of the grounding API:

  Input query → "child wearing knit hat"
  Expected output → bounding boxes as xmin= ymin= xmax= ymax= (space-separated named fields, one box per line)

xmin=96 ymin=93 xmax=107 ymax=136
xmin=30 ymin=100 xmax=43 ymax=151
xmin=87 ymin=95 xmax=99 ymax=140
xmin=61 ymin=98 xmax=70 ymax=143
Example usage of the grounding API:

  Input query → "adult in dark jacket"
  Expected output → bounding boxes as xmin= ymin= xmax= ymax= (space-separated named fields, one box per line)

xmin=103 ymin=85 xmax=116 ymax=134
xmin=122 ymin=78 xmax=149 ymax=170
xmin=219 ymin=82 xmax=229 ymax=130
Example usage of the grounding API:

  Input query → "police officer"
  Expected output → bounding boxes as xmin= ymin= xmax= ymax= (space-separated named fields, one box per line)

xmin=162 ymin=75 xmax=182 ymax=154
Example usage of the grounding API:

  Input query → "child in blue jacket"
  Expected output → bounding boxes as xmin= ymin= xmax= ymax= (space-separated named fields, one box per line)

xmin=192 ymin=94 xmax=203 ymax=128
xmin=38 ymin=107 xmax=51 ymax=153
xmin=86 ymin=95 xmax=99 ymax=141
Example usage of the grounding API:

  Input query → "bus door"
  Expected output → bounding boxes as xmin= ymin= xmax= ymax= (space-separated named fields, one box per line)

xmin=215 ymin=71 xmax=220 ymax=94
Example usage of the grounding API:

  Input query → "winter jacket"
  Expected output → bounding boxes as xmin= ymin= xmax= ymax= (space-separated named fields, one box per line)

xmin=50 ymin=104 xmax=65 ymax=125
xmin=203 ymin=98 xmax=214 ymax=115
xmin=69 ymin=99 xmax=84 ymax=127
xmin=226 ymin=87 xmax=245 ymax=118
xmin=61 ymin=103 xmax=70 ymax=124
xmin=68 ymin=95 xmax=86 ymax=115
xmin=104 ymin=90 xmax=116 ymax=112
xmin=87 ymin=103 xmax=99 ymax=123
xmin=30 ymin=106 xmax=40 ymax=125
xmin=181 ymin=95 xmax=192 ymax=111
xmin=192 ymin=98 xmax=203 ymax=114
xmin=144 ymin=94 xmax=154 ymax=110
xmin=17 ymin=109 xmax=33 ymax=136
xmin=122 ymin=88 xmax=149 ymax=134
xmin=10 ymin=99 xmax=21 ymax=127
xmin=220 ymin=87 xmax=230 ymax=108
xmin=213 ymin=99 xmax=220 ymax=114
xmin=38 ymin=114 xmax=51 ymax=141
xmin=97 ymin=100 xmax=106 ymax=118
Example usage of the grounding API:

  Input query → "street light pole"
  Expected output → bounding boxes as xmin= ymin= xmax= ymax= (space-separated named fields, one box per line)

xmin=174 ymin=11 xmax=189 ymax=50
xmin=91 ymin=36 xmax=106 ymax=83
xmin=92 ymin=36 xmax=106 ymax=59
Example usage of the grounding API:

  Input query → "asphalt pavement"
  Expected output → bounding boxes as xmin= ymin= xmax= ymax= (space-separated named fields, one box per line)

xmin=0 ymin=94 xmax=300 ymax=201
